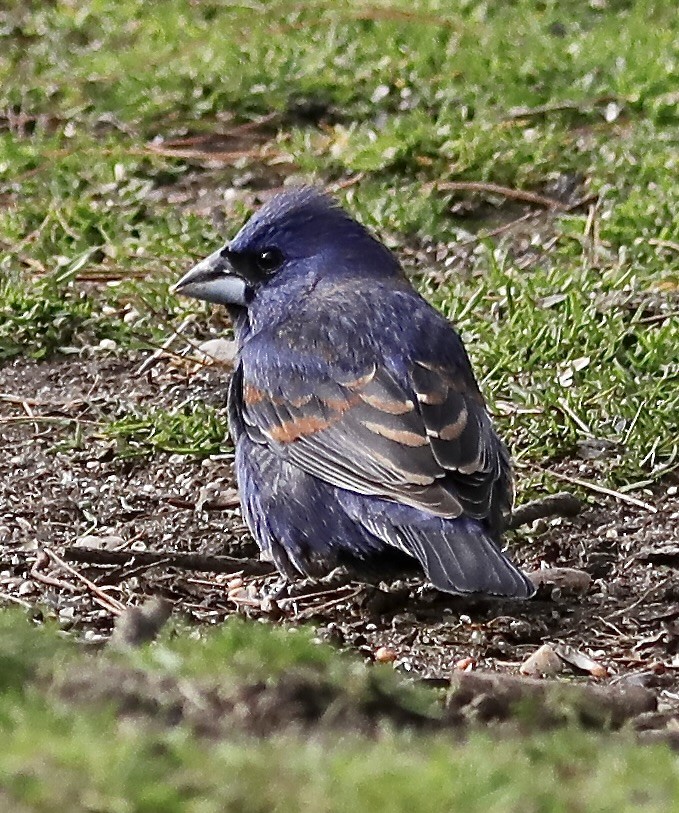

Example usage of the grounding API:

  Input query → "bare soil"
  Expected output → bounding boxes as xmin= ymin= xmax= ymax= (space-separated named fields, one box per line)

xmin=2 ymin=353 xmax=679 ymax=731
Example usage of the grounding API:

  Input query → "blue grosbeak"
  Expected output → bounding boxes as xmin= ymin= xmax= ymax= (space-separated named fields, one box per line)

xmin=173 ymin=188 xmax=534 ymax=597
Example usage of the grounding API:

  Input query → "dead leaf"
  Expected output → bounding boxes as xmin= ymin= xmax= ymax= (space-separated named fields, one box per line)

xmin=554 ymin=644 xmax=608 ymax=678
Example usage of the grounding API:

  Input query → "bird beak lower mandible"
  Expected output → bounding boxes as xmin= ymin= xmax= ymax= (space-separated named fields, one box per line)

xmin=171 ymin=248 xmax=249 ymax=306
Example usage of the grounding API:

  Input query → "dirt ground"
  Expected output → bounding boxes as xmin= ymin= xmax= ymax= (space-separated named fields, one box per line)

xmin=2 ymin=352 xmax=679 ymax=720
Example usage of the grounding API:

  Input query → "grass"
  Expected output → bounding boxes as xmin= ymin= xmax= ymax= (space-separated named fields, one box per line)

xmin=102 ymin=403 xmax=230 ymax=457
xmin=1 ymin=0 xmax=677 ymax=492
xmin=1 ymin=609 xmax=679 ymax=812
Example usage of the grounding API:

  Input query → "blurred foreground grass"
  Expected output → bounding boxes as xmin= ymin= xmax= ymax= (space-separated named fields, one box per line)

xmin=1 ymin=610 xmax=679 ymax=812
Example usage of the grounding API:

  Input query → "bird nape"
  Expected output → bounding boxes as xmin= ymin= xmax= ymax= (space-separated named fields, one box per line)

xmin=173 ymin=187 xmax=535 ymax=599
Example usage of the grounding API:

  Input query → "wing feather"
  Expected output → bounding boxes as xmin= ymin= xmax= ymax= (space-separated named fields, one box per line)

xmin=240 ymin=353 xmax=510 ymax=528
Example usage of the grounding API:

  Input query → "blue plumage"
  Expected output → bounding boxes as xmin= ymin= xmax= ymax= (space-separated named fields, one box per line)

xmin=173 ymin=188 xmax=534 ymax=597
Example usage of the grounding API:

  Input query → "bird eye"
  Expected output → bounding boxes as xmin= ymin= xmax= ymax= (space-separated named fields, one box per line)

xmin=255 ymin=248 xmax=284 ymax=275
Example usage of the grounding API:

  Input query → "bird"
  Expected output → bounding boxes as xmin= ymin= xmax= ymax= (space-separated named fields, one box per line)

xmin=172 ymin=187 xmax=534 ymax=598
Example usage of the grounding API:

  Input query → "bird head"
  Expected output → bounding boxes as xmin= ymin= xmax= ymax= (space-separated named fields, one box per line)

xmin=172 ymin=187 xmax=401 ymax=308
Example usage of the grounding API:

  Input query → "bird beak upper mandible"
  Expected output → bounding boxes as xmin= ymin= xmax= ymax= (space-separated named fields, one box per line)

xmin=171 ymin=248 xmax=249 ymax=307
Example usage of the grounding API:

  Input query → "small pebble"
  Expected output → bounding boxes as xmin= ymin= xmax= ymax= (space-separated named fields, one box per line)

xmin=196 ymin=338 xmax=237 ymax=367
xmin=374 ymin=646 xmax=397 ymax=663
xmin=520 ymin=644 xmax=563 ymax=677
xmin=455 ymin=656 xmax=476 ymax=672
xmin=74 ymin=534 xmax=125 ymax=550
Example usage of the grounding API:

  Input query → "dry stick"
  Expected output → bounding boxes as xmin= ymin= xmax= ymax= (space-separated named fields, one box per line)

xmin=276 ymin=584 xmax=360 ymax=614
xmin=327 ymin=172 xmax=366 ymax=192
xmin=104 ymin=557 xmax=174 ymax=584
xmin=30 ymin=552 xmax=80 ymax=593
xmin=294 ymin=588 xmax=364 ymax=621
xmin=648 ymin=238 xmax=679 ymax=253
xmin=0 ymin=393 xmax=88 ymax=411
xmin=136 ymin=341 xmax=206 ymax=370
xmin=143 ymin=145 xmax=278 ymax=163
xmin=507 ymin=492 xmax=582 ymax=530
xmin=158 ymin=113 xmax=279 ymax=148
xmin=44 ymin=548 xmax=126 ymax=615
xmin=0 ymin=393 xmax=44 ymax=407
xmin=136 ymin=315 xmax=195 ymax=375
xmin=135 ymin=308 xmax=232 ymax=371
xmin=634 ymin=309 xmax=679 ymax=326
xmin=556 ymin=397 xmax=594 ymax=437
xmin=504 ymin=95 xmax=620 ymax=120
xmin=66 ymin=491 xmax=581 ymax=579
xmin=434 ymin=181 xmax=569 ymax=210
xmin=0 ymin=415 xmax=97 ymax=426
xmin=63 ymin=547 xmax=276 ymax=577
xmin=226 ymin=111 xmax=280 ymax=135
xmin=0 ymin=592 xmax=33 ymax=609
xmin=537 ymin=469 xmax=657 ymax=513
xmin=604 ymin=576 xmax=672 ymax=621
xmin=164 ymin=494 xmax=241 ymax=511
xmin=457 ymin=212 xmax=535 ymax=247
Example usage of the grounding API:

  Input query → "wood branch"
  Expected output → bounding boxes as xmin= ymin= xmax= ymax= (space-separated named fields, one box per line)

xmin=508 ymin=492 xmax=582 ymax=530
xmin=446 ymin=670 xmax=656 ymax=729
xmin=63 ymin=547 xmax=276 ymax=576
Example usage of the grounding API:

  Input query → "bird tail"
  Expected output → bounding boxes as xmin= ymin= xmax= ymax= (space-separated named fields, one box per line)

xmin=404 ymin=523 xmax=534 ymax=598
xmin=359 ymin=511 xmax=535 ymax=598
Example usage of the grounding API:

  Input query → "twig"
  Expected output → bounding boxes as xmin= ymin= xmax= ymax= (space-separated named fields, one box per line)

xmin=556 ymin=397 xmax=594 ymax=436
xmin=157 ymin=113 xmax=278 ymax=146
xmin=63 ymin=547 xmax=276 ymax=576
xmin=648 ymin=238 xmax=679 ymax=254
xmin=565 ymin=193 xmax=598 ymax=212
xmin=0 ymin=416 xmax=96 ymax=426
xmin=349 ymin=7 xmax=455 ymax=25
xmin=225 ymin=112 xmax=280 ymax=135
xmin=278 ymin=584 xmax=358 ymax=611
xmin=604 ymin=576 xmax=672 ymax=621
xmin=103 ymin=557 xmax=174 ymax=584
xmin=164 ymin=494 xmax=240 ymax=511
xmin=508 ymin=492 xmax=582 ymax=530
xmin=44 ymin=549 xmax=126 ymax=615
xmin=294 ymin=588 xmax=364 ymax=620
xmin=434 ymin=181 xmax=569 ymax=211
xmin=457 ymin=212 xmax=535 ymax=246
xmin=227 ymin=593 xmax=262 ymax=608
xmin=30 ymin=552 xmax=80 ymax=592
xmin=136 ymin=315 xmax=195 ymax=375
xmin=633 ymin=309 xmax=679 ymax=326
xmin=504 ymin=95 xmax=620 ymax=120
xmin=0 ymin=394 xmax=43 ymax=407
xmin=0 ymin=592 xmax=33 ymax=609
xmin=137 ymin=340 xmax=207 ymax=369
xmin=538 ymin=469 xmax=657 ymax=513
xmin=327 ymin=172 xmax=366 ymax=192
xmin=143 ymin=145 xmax=282 ymax=163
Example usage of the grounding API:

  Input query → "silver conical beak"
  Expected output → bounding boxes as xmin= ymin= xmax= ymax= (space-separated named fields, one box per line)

xmin=172 ymin=248 xmax=248 ymax=306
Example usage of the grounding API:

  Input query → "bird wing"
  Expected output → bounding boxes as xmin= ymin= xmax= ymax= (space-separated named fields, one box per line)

xmin=238 ymin=337 xmax=511 ymax=528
